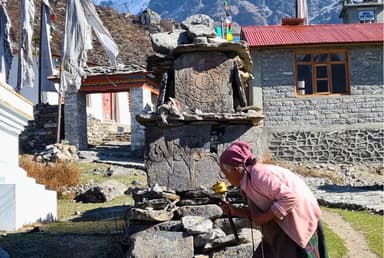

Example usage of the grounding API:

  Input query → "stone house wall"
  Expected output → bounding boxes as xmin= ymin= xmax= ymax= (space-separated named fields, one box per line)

xmin=20 ymin=104 xmax=64 ymax=153
xmin=250 ymin=45 xmax=384 ymax=164
xmin=20 ymin=103 xmax=131 ymax=154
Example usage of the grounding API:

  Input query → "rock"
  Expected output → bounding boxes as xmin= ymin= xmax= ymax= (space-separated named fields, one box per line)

xmin=214 ymin=217 xmax=253 ymax=235
xmin=150 ymin=30 xmax=190 ymax=54
xmin=176 ymin=204 xmax=223 ymax=220
xmin=184 ymin=218 xmax=213 ymax=235
xmin=181 ymin=14 xmax=216 ymax=31
xmin=210 ymin=243 xmax=254 ymax=258
xmin=237 ymin=228 xmax=262 ymax=245
xmin=188 ymin=25 xmax=216 ymax=39
xmin=128 ymin=230 xmax=194 ymax=258
xmin=193 ymin=227 xmax=227 ymax=248
xmin=130 ymin=208 xmax=174 ymax=222
xmin=74 ymin=180 xmax=127 ymax=203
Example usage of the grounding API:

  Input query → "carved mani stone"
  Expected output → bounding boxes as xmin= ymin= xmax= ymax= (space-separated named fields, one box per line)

xmin=174 ymin=51 xmax=234 ymax=113
xmin=145 ymin=125 xmax=221 ymax=191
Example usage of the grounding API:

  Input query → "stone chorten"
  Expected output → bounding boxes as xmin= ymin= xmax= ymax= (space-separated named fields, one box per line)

xmin=137 ymin=14 xmax=269 ymax=191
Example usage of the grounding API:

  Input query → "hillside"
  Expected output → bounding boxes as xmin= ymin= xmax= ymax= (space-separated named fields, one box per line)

xmin=6 ymin=0 xmax=155 ymax=68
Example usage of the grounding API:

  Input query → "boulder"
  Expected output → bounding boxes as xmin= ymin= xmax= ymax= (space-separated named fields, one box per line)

xmin=75 ymin=180 xmax=127 ymax=203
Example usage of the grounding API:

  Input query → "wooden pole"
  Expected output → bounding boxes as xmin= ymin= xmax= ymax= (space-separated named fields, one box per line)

xmin=38 ymin=1 xmax=43 ymax=104
xmin=56 ymin=91 xmax=62 ymax=143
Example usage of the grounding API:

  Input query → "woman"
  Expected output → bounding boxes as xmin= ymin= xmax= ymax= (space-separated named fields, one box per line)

xmin=219 ymin=141 xmax=328 ymax=258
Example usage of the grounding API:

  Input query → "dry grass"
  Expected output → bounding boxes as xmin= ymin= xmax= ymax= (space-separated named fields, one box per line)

xmin=19 ymin=155 xmax=80 ymax=192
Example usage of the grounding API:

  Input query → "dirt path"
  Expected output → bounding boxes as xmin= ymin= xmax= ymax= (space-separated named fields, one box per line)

xmin=321 ymin=209 xmax=378 ymax=258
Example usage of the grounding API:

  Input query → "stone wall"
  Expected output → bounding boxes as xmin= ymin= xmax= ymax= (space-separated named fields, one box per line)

xmin=64 ymin=92 xmax=88 ymax=150
xmin=130 ymin=87 xmax=155 ymax=155
xmin=268 ymin=124 xmax=383 ymax=164
xmin=20 ymin=104 xmax=64 ymax=154
xmin=250 ymin=45 xmax=384 ymax=164
xmin=262 ymin=84 xmax=383 ymax=127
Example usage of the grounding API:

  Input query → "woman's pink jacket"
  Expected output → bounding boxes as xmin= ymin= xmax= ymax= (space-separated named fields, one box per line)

xmin=240 ymin=163 xmax=321 ymax=248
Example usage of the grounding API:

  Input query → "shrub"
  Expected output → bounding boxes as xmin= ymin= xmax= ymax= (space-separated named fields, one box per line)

xmin=19 ymin=155 xmax=80 ymax=192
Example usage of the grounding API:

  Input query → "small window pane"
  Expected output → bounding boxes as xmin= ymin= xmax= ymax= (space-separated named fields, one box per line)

xmin=297 ymin=64 xmax=313 ymax=94
xmin=330 ymin=53 xmax=345 ymax=61
xmin=314 ymin=54 xmax=328 ymax=63
xmin=316 ymin=66 xmax=328 ymax=78
xmin=332 ymin=64 xmax=347 ymax=93
xmin=317 ymin=80 xmax=328 ymax=93
xmin=296 ymin=54 xmax=311 ymax=62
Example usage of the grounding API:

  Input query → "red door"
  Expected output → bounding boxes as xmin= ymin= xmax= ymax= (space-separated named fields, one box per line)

xmin=102 ymin=93 xmax=112 ymax=120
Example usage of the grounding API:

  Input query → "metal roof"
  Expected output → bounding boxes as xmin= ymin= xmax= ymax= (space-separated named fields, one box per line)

xmin=241 ymin=23 xmax=384 ymax=47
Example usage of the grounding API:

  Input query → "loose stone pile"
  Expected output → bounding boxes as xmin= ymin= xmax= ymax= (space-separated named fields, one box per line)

xmin=33 ymin=143 xmax=79 ymax=163
xmin=126 ymin=184 xmax=262 ymax=258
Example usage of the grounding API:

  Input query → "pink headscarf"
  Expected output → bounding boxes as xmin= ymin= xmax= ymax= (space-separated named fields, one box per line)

xmin=219 ymin=141 xmax=254 ymax=168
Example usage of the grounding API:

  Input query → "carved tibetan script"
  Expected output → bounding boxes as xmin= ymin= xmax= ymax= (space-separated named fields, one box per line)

xmin=174 ymin=52 xmax=234 ymax=113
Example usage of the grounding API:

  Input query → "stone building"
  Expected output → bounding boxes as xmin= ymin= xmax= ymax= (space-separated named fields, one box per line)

xmin=339 ymin=0 xmax=384 ymax=24
xmin=241 ymin=20 xmax=383 ymax=164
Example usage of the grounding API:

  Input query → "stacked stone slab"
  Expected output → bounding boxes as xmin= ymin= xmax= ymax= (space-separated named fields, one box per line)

xmin=126 ymin=185 xmax=261 ymax=257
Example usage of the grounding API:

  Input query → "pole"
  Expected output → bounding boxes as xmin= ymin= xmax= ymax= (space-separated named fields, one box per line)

xmin=38 ymin=1 xmax=43 ymax=104
xmin=56 ymin=91 xmax=62 ymax=143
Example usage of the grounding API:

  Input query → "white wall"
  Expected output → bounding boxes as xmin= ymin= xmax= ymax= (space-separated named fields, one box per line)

xmin=86 ymin=93 xmax=104 ymax=121
xmin=115 ymin=92 xmax=130 ymax=125
xmin=0 ymin=82 xmax=57 ymax=231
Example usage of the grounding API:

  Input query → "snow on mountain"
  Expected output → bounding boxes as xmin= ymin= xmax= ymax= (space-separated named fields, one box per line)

xmin=92 ymin=0 xmax=150 ymax=14
xmin=93 ymin=0 xmax=342 ymax=25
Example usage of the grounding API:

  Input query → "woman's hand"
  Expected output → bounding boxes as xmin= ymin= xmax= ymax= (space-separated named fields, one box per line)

xmin=220 ymin=202 xmax=234 ymax=216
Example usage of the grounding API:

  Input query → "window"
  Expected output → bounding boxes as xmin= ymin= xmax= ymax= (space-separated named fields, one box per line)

xmin=294 ymin=50 xmax=349 ymax=96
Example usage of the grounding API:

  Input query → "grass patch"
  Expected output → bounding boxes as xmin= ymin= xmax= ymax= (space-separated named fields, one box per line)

xmin=19 ymin=155 xmax=80 ymax=192
xmin=77 ymin=162 xmax=147 ymax=186
xmin=326 ymin=208 xmax=384 ymax=258
xmin=58 ymin=162 xmax=146 ymax=220
xmin=322 ymin=221 xmax=347 ymax=258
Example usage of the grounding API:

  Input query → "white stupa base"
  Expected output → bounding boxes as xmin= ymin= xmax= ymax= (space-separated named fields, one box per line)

xmin=0 ymin=165 xmax=57 ymax=231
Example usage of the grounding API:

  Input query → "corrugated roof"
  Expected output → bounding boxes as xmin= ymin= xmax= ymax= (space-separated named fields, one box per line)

xmin=241 ymin=23 xmax=384 ymax=47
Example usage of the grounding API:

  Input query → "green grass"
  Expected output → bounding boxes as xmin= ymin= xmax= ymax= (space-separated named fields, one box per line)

xmin=58 ymin=195 xmax=134 ymax=220
xmin=328 ymin=208 xmax=384 ymax=258
xmin=322 ymin=221 xmax=347 ymax=258
xmin=40 ymin=219 xmax=127 ymax=234
xmin=56 ymin=162 xmax=147 ymax=220
xmin=77 ymin=162 xmax=147 ymax=186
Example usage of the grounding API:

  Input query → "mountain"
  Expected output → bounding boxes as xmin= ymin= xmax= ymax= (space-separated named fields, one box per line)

xmin=92 ymin=0 xmax=343 ymax=25
xmin=93 ymin=0 xmax=150 ymax=14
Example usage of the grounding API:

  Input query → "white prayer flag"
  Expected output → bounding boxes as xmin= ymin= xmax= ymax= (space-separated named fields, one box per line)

xmin=60 ymin=0 xmax=118 ymax=93
xmin=17 ymin=0 xmax=35 ymax=91
xmin=40 ymin=0 xmax=57 ymax=92
xmin=81 ymin=0 xmax=118 ymax=65
xmin=0 ymin=0 xmax=12 ymax=83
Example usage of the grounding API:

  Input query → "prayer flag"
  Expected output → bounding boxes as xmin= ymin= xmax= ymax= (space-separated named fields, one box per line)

xmin=17 ymin=0 xmax=35 ymax=91
xmin=60 ymin=0 xmax=118 ymax=93
xmin=0 ymin=0 xmax=12 ymax=83
xmin=40 ymin=0 xmax=57 ymax=92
